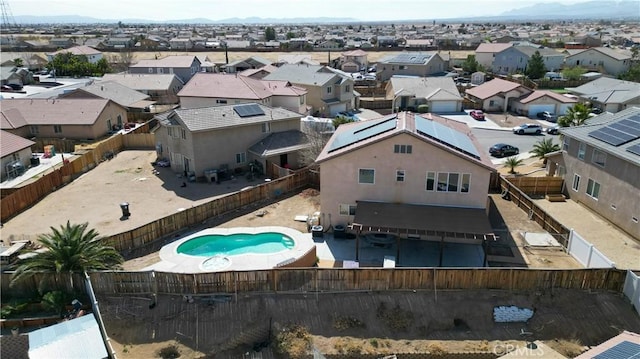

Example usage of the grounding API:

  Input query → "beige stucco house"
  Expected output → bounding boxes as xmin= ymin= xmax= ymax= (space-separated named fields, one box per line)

xmin=564 ymin=47 xmax=632 ymax=77
xmin=546 ymin=107 xmax=640 ymax=240
xmin=376 ymin=52 xmax=447 ymax=82
xmin=465 ymin=78 xmax=532 ymax=112
xmin=339 ymin=49 xmax=369 ymax=73
xmin=264 ymin=64 xmax=355 ymax=117
xmin=0 ymin=98 xmax=127 ymax=140
xmin=154 ymin=103 xmax=309 ymax=178
xmin=0 ymin=130 xmax=35 ymax=181
xmin=315 ymin=112 xmax=496 ymax=241
xmin=386 ymin=76 xmax=463 ymax=114
xmin=177 ymin=73 xmax=308 ymax=114
xmin=511 ymin=90 xmax=578 ymax=117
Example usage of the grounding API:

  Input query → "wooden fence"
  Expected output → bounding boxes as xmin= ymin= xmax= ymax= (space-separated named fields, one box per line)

xmin=0 ymin=133 xmax=154 ymax=222
xmin=2 ymin=268 xmax=626 ymax=298
xmin=100 ymin=169 xmax=314 ymax=256
xmin=499 ymin=176 xmax=570 ymax=246
xmin=504 ymin=176 xmax=564 ymax=196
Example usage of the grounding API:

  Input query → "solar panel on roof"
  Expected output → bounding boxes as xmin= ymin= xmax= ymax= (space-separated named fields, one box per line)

xmin=611 ymin=121 xmax=640 ymax=137
xmin=328 ymin=117 xmax=397 ymax=153
xmin=234 ymin=104 xmax=265 ymax=117
xmin=594 ymin=340 xmax=640 ymax=359
xmin=627 ymin=143 xmax=640 ymax=156
xmin=414 ymin=116 xmax=480 ymax=160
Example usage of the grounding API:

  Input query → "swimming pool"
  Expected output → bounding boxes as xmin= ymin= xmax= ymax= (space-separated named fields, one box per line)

xmin=154 ymin=227 xmax=316 ymax=273
xmin=177 ymin=232 xmax=295 ymax=257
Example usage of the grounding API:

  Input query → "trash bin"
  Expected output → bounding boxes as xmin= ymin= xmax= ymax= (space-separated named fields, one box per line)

xmin=120 ymin=202 xmax=130 ymax=218
xmin=334 ymin=224 xmax=346 ymax=239
xmin=30 ymin=154 xmax=40 ymax=166
xmin=312 ymin=225 xmax=324 ymax=238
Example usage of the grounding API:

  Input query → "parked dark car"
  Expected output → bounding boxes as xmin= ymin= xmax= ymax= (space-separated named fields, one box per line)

xmin=5 ymin=83 xmax=23 ymax=91
xmin=546 ymin=125 xmax=560 ymax=135
xmin=536 ymin=111 xmax=556 ymax=122
xmin=490 ymin=143 xmax=520 ymax=157
xmin=0 ymin=85 xmax=14 ymax=92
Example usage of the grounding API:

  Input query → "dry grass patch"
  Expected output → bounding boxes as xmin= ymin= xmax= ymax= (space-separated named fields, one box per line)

xmin=545 ymin=338 xmax=587 ymax=358
xmin=376 ymin=301 xmax=414 ymax=332
xmin=274 ymin=325 xmax=313 ymax=359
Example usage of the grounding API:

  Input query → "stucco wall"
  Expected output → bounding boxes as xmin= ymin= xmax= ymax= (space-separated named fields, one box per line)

xmin=320 ymin=132 xmax=492 ymax=226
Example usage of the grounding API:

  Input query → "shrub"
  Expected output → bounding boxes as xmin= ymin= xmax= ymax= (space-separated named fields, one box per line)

xmin=157 ymin=344 xmax=180 ymax=359
xmin=332 ymin=314 xmax=365 ymax=331
xmin=417 ymin=104 xmax=429 ymax=113
xmin=274 ymin=325 xmax=312 ymax=359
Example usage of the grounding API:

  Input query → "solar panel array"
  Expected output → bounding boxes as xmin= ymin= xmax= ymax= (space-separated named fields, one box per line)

xmin=588 ymin=114 xmax=640 ymax=146
xmin=233 ymin=104 xmax=265 ymax=118
xmin=328 ymin=116 xmax=397 ymax=153
xmin=594 ymin=340 xmax=640 ymax=359
xmin=627 ymin=143 xmax=640 ymax=156
xmin=414 ymin=116 xmax=481 ymax=160
xmin=392 ymin=53 xmax=431 ymax=64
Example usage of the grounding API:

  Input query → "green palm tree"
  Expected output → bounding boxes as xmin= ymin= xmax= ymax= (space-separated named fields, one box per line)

xmin=504 ymin=156 xmax=524 ymax=174
xmin=531 ymin=138 xmax=561 ymax=165
xmin=11 ymin=221 xmax=123 ymax=287
xmin=558 ymin=103 xmax=591 ymax=127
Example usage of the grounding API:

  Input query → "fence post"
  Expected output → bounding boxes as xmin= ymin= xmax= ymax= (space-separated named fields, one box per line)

xmin=586 ymin=244 xmax=594 ymax=268
xmin=566 ymin=229 xmax=574 ymax=254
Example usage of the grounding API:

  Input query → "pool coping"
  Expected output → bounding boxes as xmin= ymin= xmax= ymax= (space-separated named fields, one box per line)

xmin=148 ymin=226 xmax=315 ymax=273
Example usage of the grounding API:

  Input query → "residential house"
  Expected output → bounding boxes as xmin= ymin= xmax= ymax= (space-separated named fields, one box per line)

xmin=564 ymin=47 xmax=632 ymax=77
xmin=376 ymin=52 xmax=447 ymax=81
xmin=566 ymin=77 xmax=640 ymax=113
xmin=377 ymin=35 xmax=398 ymax=47
xmin=386 ymin=76 xmax=463 ymax=113
xmin=465 ymin=78 xmax=532 ymax=112
xmin=223 ymin=56 xmax=272 ymax=74
xmin=474 ymin=43 xmax=512 ymax=70
xmin=0 ymin=130 xmax=35 ymax=181
xmin=0 ymin=98 xmax=127 ymax=140
xmin=0 ymin=67 xmax=33 ymax=87
xmin=154 ymin=103 xmax=308 ymax=176
xmin=316 ymin=40 xmax=342 ymax=49
xmin=339 ymin=49 xmax=368 ymax=73
xmin=491 ymin=46 xmax=564 ymax=75
xmin=224 ymin=40 xmax=254 ymax=49
xmin=46 ymin=45 xmax=103 ymax=64
xmin=106 ymin=36 xmax=134 ymax=49
xmin=129 ymin=55 xmax=201 ymax=84
xmin=546 ymin=107 xmax=640 ymax=239
xmin=511 ymin=90 xmax=578 ymax=117
xmin=49 ymin=37 xmax=74 ymax=48
xmin=101 ymin=74 xmax=184 ymax=105
xmin=59 ymin=81 xmax=155 ymax=122
xmin=276 ymin=55 xmax=319 ymax=66
xmin=264 ymin=64 xmax=355 ymax=117
xmin=315 ymin=112 xmax=496 ymax=249
xmin=177 ymin=73 xmax=307 ymax=114
xmin=169 ymin=37 xmax=193 ymax=51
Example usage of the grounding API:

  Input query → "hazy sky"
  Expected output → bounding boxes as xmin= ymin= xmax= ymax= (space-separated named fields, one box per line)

xmin=9 ymin=0 xmax=587 ymax=21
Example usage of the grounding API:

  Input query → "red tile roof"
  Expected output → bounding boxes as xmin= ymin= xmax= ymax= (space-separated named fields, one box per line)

xmin=0 ymin=130 xmax=34 ymax=158
xmin=465 ymin=78 xmax=526 ymax=100
xmin=1 ymin=98 xmax=113 ymax=128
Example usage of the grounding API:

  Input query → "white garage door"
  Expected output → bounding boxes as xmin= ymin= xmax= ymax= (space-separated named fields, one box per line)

xmin=527 ymin=104 xmax=556 ymax=117
xmin=329 ymin=103 xmax=347 ymax=116
xmin=430 ymin=101 xmax=459 ymax=114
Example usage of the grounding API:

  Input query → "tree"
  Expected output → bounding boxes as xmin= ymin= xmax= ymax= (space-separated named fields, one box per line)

xmin=619 ymin=63 xmax=640 ymax=82
xmin=11 ymin=221 xmax=124 ymax=287
xmin=462 ymin=55 xmax=479 ymax=73
xmin=525 ymin=51 xmax=546 ymax=79
xmin=12 ymin=58 xmax=23 ymax=67
xmin=558 ymin=103 xmax=592 ymax=127
xmin=265 ymin=27 xmax=276 ymax=41
xmin=562 ymin=66 xmax=587 ymax=80
xmin=504 ymin=157 xmax=524 ymax=174
xmin=299 ymin=122 xmax=332 ymax=166
xmin=531 ymin=138 xmax=561 ymax=165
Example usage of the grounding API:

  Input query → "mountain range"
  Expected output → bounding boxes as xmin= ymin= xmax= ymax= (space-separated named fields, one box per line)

xmin=10 ymin=1 xmax=640 ymax=24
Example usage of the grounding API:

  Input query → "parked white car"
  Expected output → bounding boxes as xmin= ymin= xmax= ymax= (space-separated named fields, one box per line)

xmin=513 ymin=124 xmax=543 ymax=135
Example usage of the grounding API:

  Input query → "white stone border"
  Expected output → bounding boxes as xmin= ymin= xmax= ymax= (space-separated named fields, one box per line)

xmin=151 ymin=226 xmax=315 ymax=273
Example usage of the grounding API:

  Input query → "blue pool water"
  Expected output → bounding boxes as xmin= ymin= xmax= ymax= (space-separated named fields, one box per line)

xmin=177 ymin=232 xmax=295 ymax=257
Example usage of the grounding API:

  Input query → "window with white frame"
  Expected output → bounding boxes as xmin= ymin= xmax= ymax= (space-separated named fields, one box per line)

xmin=461 ymin=173 xmax=471 ymax=193
xmin=426 ymin=171 xmax=435 ymax=191
xmin=586 ymin=178 xmax=600 ymax=199
xmin=592 ymin=149 xmax=606 ymax=167
xmin=437 ymin=172 xmax=448 ymax=191
xmin=358 ymin=168 xmax=375 ymax=184
xmin=396 ymin=170 xmax=405 ymax=182
xmin=339 ymin=204 xmax=356 ymax=216
xmin=53 ymin=125 xmax=62 ymax=133
xmin=394 ymin=144 xmax=412 ymax=154
xmin=578 ymin=142 xmax=586 ymax=160
xmin=326 ymin=86 xmax=332 ymax=94
xmin=30 ymin=125 xmax=39 ymax=135
xmin=345 ymin=85 xmax=350 ymax=93
xmin=300 ymin=95 xmax=305 ymax=105
xmin=447 ymin=173 xmax=459 ymax=192
xmin=181 ymin=128 xmax=186 ymax=139
xmin=563 ymin=136 xmax=570 ymax=151
xmin=262 ymin=122 xmax=270 ymax=133
xmin=572 ymin=173 xmax=581 ymax=191
xmin=236 ymin=152 xmax=247 ymax=164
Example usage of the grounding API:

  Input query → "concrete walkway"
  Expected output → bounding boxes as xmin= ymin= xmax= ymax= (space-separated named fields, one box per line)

xmin=534 ymin=198 xmax=640 ymax=269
